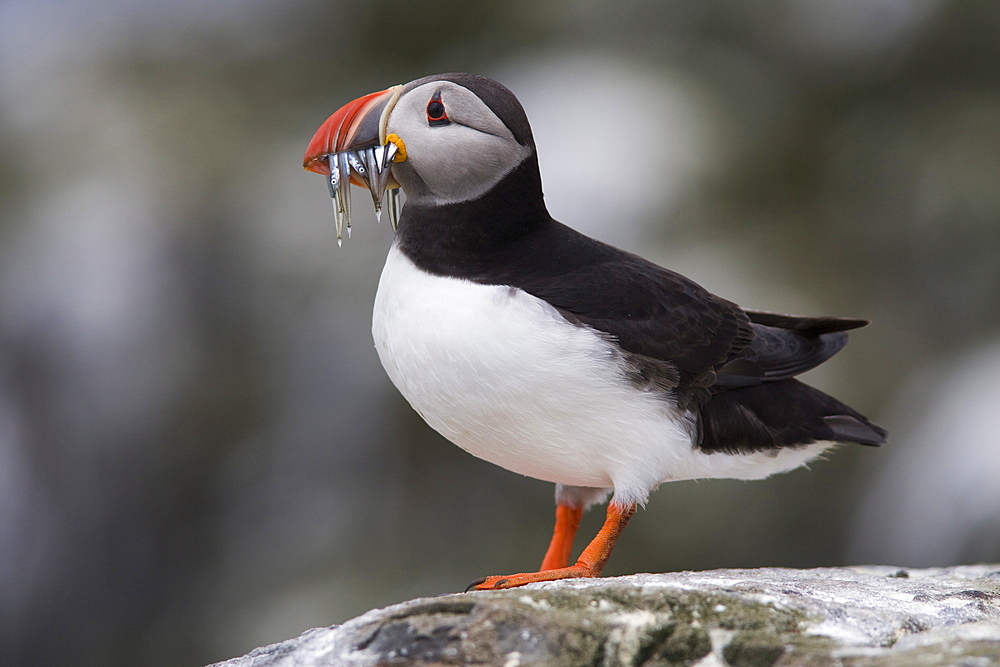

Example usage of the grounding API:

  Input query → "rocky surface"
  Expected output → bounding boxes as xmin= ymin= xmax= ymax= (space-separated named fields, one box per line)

xmin=212 ymin=565 xmax=1000 ymax=666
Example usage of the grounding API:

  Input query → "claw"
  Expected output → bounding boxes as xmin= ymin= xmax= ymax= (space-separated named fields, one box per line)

xmin=464 ymin=576 xmax=490 ymax=593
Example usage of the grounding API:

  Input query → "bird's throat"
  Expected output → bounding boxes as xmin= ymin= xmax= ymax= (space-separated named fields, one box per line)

xmin=395 ymin=154 xmax=551 ymax=277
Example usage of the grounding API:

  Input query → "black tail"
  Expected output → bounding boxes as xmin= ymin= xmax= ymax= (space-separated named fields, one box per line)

xmin=744 ymin=310 xmax=870 ymax=335
xmin=712 ymin=311 xmax=872 ymax=389
xmin=697 ymin=378 xmax=887 ymax=455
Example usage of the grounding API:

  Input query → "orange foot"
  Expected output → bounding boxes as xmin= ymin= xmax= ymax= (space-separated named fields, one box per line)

xmin=467 ymin=502 xmax=636 ymax=591
xmin=468 ymin=563 xmax=600 ymax=591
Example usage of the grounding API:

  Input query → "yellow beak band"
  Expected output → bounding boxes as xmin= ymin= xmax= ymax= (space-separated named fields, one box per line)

xmin=386 ymin=133 xmax=407 ymax=162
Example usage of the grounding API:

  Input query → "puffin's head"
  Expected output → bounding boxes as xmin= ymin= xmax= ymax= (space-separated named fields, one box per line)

xmin=303 ymin=74 xmax=536 ymax=238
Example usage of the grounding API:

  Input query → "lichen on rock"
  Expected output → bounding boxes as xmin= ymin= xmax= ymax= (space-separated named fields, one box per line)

xmin=211 ymin=565 xmax=1000 ymax=666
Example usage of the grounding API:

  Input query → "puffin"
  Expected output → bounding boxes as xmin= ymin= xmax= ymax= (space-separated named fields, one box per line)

xmin=302 ymin=73 xmax=887 ymax=591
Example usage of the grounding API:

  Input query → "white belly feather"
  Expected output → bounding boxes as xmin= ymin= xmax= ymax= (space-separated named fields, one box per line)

xmin=372 ymin=244 xmax=829 ymax=505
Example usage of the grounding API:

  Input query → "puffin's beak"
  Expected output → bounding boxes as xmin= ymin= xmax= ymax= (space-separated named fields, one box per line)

xmin=303 ymin=85 xmax=404 ymax=242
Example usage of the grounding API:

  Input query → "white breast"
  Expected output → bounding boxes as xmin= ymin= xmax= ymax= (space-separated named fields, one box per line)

xmin=372 ymin=244 xmax=830 ymax=506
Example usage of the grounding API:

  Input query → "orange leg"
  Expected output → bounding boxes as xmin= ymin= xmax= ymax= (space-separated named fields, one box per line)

xmin=469 ymin=502 xmax=637 ymax=591
xmin=539 ymin=504 xmax=583 ymax=571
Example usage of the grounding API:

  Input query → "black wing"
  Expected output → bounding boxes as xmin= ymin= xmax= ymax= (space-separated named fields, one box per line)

xmin=510 ymin=235 xmax=887 ymax=451
xmin=482 ymin=221 xmax=754 ymax=389
xmin=481 ymin=222 xmax=865 ymax=396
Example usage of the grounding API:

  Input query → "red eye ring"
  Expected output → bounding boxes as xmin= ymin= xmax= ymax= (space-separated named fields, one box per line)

xmin=426 ymin=91 xmax=450 ymax=126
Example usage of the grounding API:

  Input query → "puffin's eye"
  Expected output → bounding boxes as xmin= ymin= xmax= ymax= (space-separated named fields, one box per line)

xmin=426 ymin=92 xmax=450 ymax=126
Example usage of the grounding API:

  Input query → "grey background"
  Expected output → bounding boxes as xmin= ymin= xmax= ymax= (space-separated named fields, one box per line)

xmin=2 ymin=1 xmax=999 ymax=665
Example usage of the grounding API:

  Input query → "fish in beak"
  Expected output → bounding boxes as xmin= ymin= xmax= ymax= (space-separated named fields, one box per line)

xmin=303 ymin=85 xmax=405 ymax=244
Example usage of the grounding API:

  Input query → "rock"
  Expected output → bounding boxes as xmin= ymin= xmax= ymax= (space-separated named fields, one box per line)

xmin=211 ymin=565 xmax=1000 ymax=666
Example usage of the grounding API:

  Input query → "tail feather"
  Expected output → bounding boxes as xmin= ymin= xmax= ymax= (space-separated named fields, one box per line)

xmin=745 ymin=310 xmax=869 ymax=335
xmin=697 ymin=378 xmax=887 ymax=455
xmin=712 ymin=311 xmax=871 ymax=389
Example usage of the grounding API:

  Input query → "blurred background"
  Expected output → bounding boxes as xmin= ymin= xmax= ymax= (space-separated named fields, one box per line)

xmin=1 ymin=0 xmax=999 ymax=664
